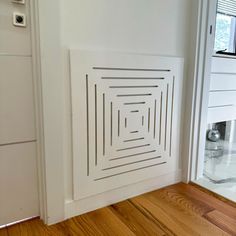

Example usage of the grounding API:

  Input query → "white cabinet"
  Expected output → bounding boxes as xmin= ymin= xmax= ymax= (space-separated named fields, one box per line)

xmin=208 ymin=57 xmax=236 ymax=123
xmin=0 ymin=0 xmax=31 ymax=55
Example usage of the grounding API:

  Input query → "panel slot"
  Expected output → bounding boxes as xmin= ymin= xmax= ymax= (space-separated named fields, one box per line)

xmin=86 ymin=75 xmax=89 ymax=176
xmin=109 ymin=85 xmax=158 ymax=88
xmin=117 ymin=93 xmax=152 ymax=97
xmin=110 ymin=102 xmax=113 ymax=146
xmin=124 ymin=137 xmax=145 ymax=143
xmin=164 ymin=84 xmax=169 ymax=151
xmin=117 ymin=144 xmax=150 ymax=152
xmin=148 ymin=108 xmax=150 ymax=132
xmin=154 ymin=99 xmax=157 ymax=139
xmin=103 ymin=93 xmax=106 ymax=155
xmin=102 ymin=77 xmax=164 ymax=80
xmin=118 ymin=110 xmax=120 ymax=137
xmin=93 ymin=67 xmax=171 ymax=72
xmin=102 ymin=156 xmax=162 ymax=171
xmin=159 ymin=92 xmax=163 ymax=145
xmin=130 ymin=131 xmax=139 ymax=134
xmin=94 ymin=162 xmax=167 ymax=181
xmin=124 ymin=102 xmax=146 ymax=105
xmin=95 ymin=84 xmax=98 ymax=165
xmin=170 ymin=77 xmax=175 ymax=156
xmin=110 ymin=150 xmax=156 ymax=161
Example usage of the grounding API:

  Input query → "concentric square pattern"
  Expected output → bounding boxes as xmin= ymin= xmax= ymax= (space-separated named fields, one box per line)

xmin=70 ymin=51 xmax=183 ymax=200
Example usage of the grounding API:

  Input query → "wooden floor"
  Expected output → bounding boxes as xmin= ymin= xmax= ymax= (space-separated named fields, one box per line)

xmin=1 ymin=183 xmax=236 ymax=236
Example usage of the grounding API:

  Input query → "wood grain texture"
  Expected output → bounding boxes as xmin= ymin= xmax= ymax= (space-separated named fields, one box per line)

xmin=0 ymin=228 xmax=8 ymax=236
xmin=188 ymin=183 xmax=236 ymax=220
xmin=136 ymin=192 xmax=228 ymax=235
xmin=204 ymin=210 xmax=236 ymax=236
xmin=110 ymin=200 xmax=166 ymax=235
xmin=0 ymin=183 xmax=235 ymax=236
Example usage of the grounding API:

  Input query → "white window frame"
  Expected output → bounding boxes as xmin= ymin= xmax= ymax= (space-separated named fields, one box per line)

xmin=183 ymin=0 xmax=218 ymax=182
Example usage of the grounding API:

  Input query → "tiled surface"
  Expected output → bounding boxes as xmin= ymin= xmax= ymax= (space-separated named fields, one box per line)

xmin=200 ymin=139 xmax=236 ymax=202
xmin=204 ymin=152 xmax=236 ymax=181
xmin=195 ymin=177 xmax=236 ymax=202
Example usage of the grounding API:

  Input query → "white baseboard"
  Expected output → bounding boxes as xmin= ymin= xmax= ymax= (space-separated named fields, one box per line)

xmin=65 ymin=169 xmax=182 ymax=220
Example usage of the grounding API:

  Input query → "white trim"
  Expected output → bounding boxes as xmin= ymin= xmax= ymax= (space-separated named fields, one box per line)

xmin=65 ymin=170 xmax=182 ymax=219
xmin=36 ymin=0 xmax=65 ymax=225
xmin=29 ymin=0 xmax=47 ymax=223
xmin=183 ymin=0 xmax=218 ymax=182
xmin=195 ymin=0 xmax=217 ymax=179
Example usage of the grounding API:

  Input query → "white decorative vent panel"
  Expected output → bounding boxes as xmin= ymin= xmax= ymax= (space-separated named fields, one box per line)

xmin=70 ymin=51 xmax=183 ymax=200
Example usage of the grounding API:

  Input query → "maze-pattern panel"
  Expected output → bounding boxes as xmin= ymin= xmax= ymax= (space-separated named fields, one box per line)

xmin=70 ymin=51 xmax=183 ymax=200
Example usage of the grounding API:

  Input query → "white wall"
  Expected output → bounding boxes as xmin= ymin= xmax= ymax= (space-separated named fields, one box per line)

xmin=61 ymin=0 xmax=191 ymax=56
xmin=60 ymin=0 xmax=193 ymax=201
xmin=38 ymin=0 xmax=196 ymax=223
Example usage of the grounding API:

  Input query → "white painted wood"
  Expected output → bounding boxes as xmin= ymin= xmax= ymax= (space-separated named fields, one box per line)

xmin=211 ymin=57 xmax=236 ymax=73
xmin=65 ymin=170 xmax=182 ymax=219
xmin=194 ymin=0 xmax=217 ymax=179
xmin=182 ymin=0 xmax=218 ymax=182
xmin=0 ymin=0 xmax=39 ymax=226
xmin=37 ymin=0 xmax=65 ymax=224
xmin=0 ymin=0 xmax=31 ymax=55
xmin=29 ymin=0 xmax=47 ymax=224
xmin=208 ymin=106 xmax=236 ymax=123
xmin=210 ymin=74 xmax=236 ymax=91
xmin=181 ymin=0 xmax=203 ymax=182
xmin=0 ymin=142 xmax=39 ymax=225
xmin=0 ymin=56 xmax=36 ymax=145
xmin=207 ymin=57 xmax=236 ymax=124
xmin=209 ymin=91 xmax=236 ymax=107
xmin=70 ymin=50 xmax=183 ymax=200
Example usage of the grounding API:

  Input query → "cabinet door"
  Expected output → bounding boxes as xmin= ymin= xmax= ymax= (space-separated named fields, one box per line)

xmin=0 ymin=56 xmax=36 ymax=145
xmin=0 ymin=0 xmax=31 ymax=55
xmin=0 ymin=142 xmax=39 ymax=225
xmin=0 ymin=0 xmax=39 ymax=226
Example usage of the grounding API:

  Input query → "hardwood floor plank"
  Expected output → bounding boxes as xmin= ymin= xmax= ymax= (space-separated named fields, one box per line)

xmin=131 ymin=195 xmax=194 ymax=236
xmin=146 ymin=189 xmax=230 ymax=235
xmin=47 ymin=220 xmax=83 ymax=236
xmin=7 ymin=218 xmax=49 ymax=236
xmin=204 ymin=210 xmax=236 ymax=236
xmin=132 ymin=193 xmax=229 ymax=236
xmin=62 ymin=215 xmax=104 ymax=235
xmin=152 ymin=184 xmax=213 ymax=216
xmin=0 ymin=228 xmax=8 ymax=236
xmin=110 ymin=200 xmax=167 ymax=235
xmin=3 ymin=183 xmax=236 ymax=235
xmin=84 ymin=207 xmax=135 ymax=235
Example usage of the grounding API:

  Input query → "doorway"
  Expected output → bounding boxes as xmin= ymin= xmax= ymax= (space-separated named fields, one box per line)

xmin=192 ymin=0 xmax=236 ymax=203
xmin=0 ymin=0 xmax=40 ymax=226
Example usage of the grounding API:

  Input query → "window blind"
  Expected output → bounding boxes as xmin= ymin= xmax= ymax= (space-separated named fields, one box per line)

xmin=218 ymin=0 xmax=236 ymax=17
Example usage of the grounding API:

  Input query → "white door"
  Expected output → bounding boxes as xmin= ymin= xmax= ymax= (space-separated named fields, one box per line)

xmin=0 ymin=0 xmax=39 ymax=226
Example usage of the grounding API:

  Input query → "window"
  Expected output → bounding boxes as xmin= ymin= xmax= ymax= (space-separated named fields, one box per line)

xmin=214 ymin=0 xmax=236 ymax=54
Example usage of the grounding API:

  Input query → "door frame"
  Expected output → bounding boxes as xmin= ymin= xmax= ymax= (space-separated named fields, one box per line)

xmin=183 ymin=0 xmax=218 ymax=182
xmin=30 ymin=0 xmax=65 ymax=225
xmin=29 ymin=0 xmax=47 ymax=223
